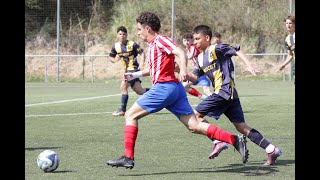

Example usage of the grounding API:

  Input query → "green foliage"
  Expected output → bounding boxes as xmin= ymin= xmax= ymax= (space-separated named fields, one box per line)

xmin=25 ymin=0 xmax=295 ymax=54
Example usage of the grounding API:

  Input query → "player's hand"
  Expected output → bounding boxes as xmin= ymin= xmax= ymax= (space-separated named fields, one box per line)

xmin=179 ymin=70 xmax=188 ymax=82
xmin=123 ymin=72 xmax=134 ymax=81
xmin=242 ymin=65 xmax=260 ymax=76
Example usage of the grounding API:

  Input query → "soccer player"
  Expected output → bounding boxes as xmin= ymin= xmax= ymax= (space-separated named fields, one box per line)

xmin=108 ymin=26 xmax=149 ymax=116
xmin=189 ymin=25 xmax=282 ymax=166
xmin=279 ymin=15 xmax=295 ymax=82
xmin=180 ymin=33 xmax=211 ymax=100
xmin=106 ymin=11 xmax=249 ymax=169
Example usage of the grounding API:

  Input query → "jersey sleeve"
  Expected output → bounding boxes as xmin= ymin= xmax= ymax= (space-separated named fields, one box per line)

xmin=109 ymin=45 xmax=117 ymax=58
xmin=156 ymin=36 xmax=177 ymax=54
xmin=217 ymin=43 xmax=240 ymax=57
xmin=133 ymin=42 xmax=144 ymax=54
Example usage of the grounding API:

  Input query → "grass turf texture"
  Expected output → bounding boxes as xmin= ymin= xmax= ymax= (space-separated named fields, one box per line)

xmin=25 ymin=79 xmax=295 ymax=180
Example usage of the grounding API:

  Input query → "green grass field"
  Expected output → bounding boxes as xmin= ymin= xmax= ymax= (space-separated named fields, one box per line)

xmin=25 ymin=79 xmax=295 ymax=180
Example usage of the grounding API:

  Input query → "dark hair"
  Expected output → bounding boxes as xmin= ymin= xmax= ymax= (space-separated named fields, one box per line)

xmin=136 ymin=11 xmax=161 ymax=32
xmin=182 ymin=33 xmax=193 ymax=39
xmin=117 ymin=26 xmax=127 ymax=33
xmin=193 ymin=25 xmax=212 ymax=40
xmin=213 ymin=32 xmax=221 ymax=38
xmin=284 ymin=15 xmax=295 ymax=24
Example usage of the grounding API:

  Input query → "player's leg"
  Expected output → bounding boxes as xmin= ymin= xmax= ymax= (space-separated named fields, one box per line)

xmin=112 ymin=80 xmax=130 ymax=116
xmin=225 ymin=98 xmax=282 ymax=166
xmin=167 ymin=83 xmax=248 ymax=163
xmin=194 ymin=94 xmax=232 ymax=159
xmin=131 ymin=79 xmax=150 ymax=95
xmin=106 ymin=82 xmax=178 ymax=169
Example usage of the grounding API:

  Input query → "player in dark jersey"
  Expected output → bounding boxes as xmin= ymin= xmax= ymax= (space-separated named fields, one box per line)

xmin=109 ymin=26 xmax=149 ymax=116
xmin=279 ymin=15 xmax=295 ymax=82
xmin=188 ymin=25 xmax=282 ymax=166
xmin=181 ymin=33 xmax=211 ymax=100
xmin=106 ymin=12 xmax=249 ymax=169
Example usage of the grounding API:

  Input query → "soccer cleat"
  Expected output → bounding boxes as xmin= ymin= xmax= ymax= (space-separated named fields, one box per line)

xmin=264 ymin=147 xmax=282 ymax=166
xmin=112 ymin=109 xmax=125 ymax=116
xmin=106 ymin=156 xmax=134 ymax=169
xmin=209 ymin=142 xmax=229 ymax=159
xmin=233 ymin=134 xmax=249 ymax=164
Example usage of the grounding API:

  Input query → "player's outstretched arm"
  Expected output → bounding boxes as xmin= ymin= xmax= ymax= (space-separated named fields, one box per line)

xmin=236 ymin=50 xmax=260 ymax=76
xmin=279 ymin=50 xmax=293 ymax=70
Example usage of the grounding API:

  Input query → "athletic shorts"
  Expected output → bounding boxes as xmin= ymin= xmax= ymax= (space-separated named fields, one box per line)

xmin=195 ymin=93 xmax=245 ymax=123
xmin=136 ymin=82 xmax=194 ymax=119
xmin=128 ymin=78 xmax=142 ymax=87
xmin=126 ymin=70 xmax=142 ymax=87
xmin=193 ymin=75 xmax=210 ymax=87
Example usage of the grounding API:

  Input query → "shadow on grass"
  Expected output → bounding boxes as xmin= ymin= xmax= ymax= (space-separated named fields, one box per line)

xmin=118 ymin=159 xmax=294 ymax=177
xmin=25 ymin=147 xmax=63 ymax=151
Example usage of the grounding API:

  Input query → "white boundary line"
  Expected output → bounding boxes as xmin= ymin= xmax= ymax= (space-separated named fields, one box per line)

xmin=25 ymin=92 xmax=198 ymax=117
xmin=25 ymin=93 xmax=128 ymax=107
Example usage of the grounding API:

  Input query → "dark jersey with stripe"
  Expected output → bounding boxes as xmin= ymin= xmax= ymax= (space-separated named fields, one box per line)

xmin=192 ymin=43 xmax=239 ymax=100
xmin=285 ymin=33 xmax=295 ymax=61
xmin=109 ymin=40 xmax=144 ymax=72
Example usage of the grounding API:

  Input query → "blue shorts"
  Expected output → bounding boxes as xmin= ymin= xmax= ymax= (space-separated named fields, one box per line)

xmin=193 ymin=75 xmax=210 ymax=87
xmin=195 ymin=93 xmax=245 ymax=123
xmin=136 ymin=82 xmax=194 ymax=119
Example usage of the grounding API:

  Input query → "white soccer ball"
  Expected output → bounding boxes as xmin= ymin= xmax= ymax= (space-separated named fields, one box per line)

xmin=37 ymin=150 xmax=59 ymax=172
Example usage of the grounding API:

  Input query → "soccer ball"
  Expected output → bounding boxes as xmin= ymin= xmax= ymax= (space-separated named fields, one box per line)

xmin=37 ymin=150 xmax=59 ymax=172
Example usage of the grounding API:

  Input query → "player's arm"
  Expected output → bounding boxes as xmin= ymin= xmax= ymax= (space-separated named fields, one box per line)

xmin=138 ymin=51 xmax=146 ymax=70
xmin=235 ymin=50 xmax=260 ymax=76
xmin=123 ymin=61 xmax=149 ymax=81
xmin=187 ymin=72 xmax=199 ymax=83
xmin=109 ymin=55 xmax=120 ymax=63
xmin=279 ymin=49 xmax=293 ymax=70
xmin=172 ymin=46 xmax=188 ymax=82
xmin=109 ymin=46 xmax=120 ymax=63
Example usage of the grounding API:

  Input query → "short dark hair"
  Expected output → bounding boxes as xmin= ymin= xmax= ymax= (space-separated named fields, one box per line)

xmin=284 ymin=15 xmax=295 ymax=24
xmin=193 ymin=25 xmax=212 ymax=40
xmin=213 ymin=32 xmax=221 ymax=38
xmin=182 ymin=33 xmax=193 ymax=39
xmin=117 ymin=26 xmax=127 ymax=33
xmin=136 ymin=11 xmax=161 ymax=32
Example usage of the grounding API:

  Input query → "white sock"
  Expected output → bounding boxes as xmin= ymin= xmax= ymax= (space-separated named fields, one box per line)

xmin=265 ymin=144 xmax=275 ymax=154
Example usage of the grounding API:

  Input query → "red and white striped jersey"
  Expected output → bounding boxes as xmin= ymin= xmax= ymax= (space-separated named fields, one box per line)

xmin=186 ymin=44 xmax=200 ymax=67
xmin=147 ymin=34 xmax=179 ymax=85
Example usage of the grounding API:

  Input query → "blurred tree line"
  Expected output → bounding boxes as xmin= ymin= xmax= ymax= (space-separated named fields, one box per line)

xmin=25 ymin=0 xmax=295 ymax=54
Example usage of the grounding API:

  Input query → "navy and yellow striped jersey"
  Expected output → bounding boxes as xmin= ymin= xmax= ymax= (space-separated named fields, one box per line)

xmin=192 ymin=43 xmax=239 ymax=100
xmin=109 ymin=40 xmax=144 ymax=72
xmin=285 ymin=33 xmax=295 ymax=61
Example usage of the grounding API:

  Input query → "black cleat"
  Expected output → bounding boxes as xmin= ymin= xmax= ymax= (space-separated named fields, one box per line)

xmin=106 ymin=156 xmax=134 ymax=169
xmin=233 ymin=134 xmax=249 ymax=164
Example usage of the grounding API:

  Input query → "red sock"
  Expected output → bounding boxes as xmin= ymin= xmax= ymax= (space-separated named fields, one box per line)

xmin=124 ymin=125 xmax=138 ymax=159
xmin=206 ymin=124 xmax=235 ymax=145
xmin=188 ymin=88 xmax=202 ymax=97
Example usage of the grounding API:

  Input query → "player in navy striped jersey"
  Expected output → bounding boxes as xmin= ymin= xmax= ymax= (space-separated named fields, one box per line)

xmin=279 ymin=15 xmax=295 ymax=82
xmin=188 ymin=25 xmax=282 ymax=166
xmin=109 ymin=26 xmax=149 ymax=116
xmin=181 ymin=33 xmax=211 ymax=100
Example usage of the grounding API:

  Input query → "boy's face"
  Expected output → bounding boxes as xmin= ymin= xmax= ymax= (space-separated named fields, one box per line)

xmin=136 ymin=23 xmax=149 ymax=42
xmin=117 ymin=31 xmax=127 ymax=43
xmin=193 ymin=33 xmax=210 ymax=51
xmin=182 ymin=38 xmax=192 ymax=48
xmin=285 ymin=19 xmax=295 ymax=32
